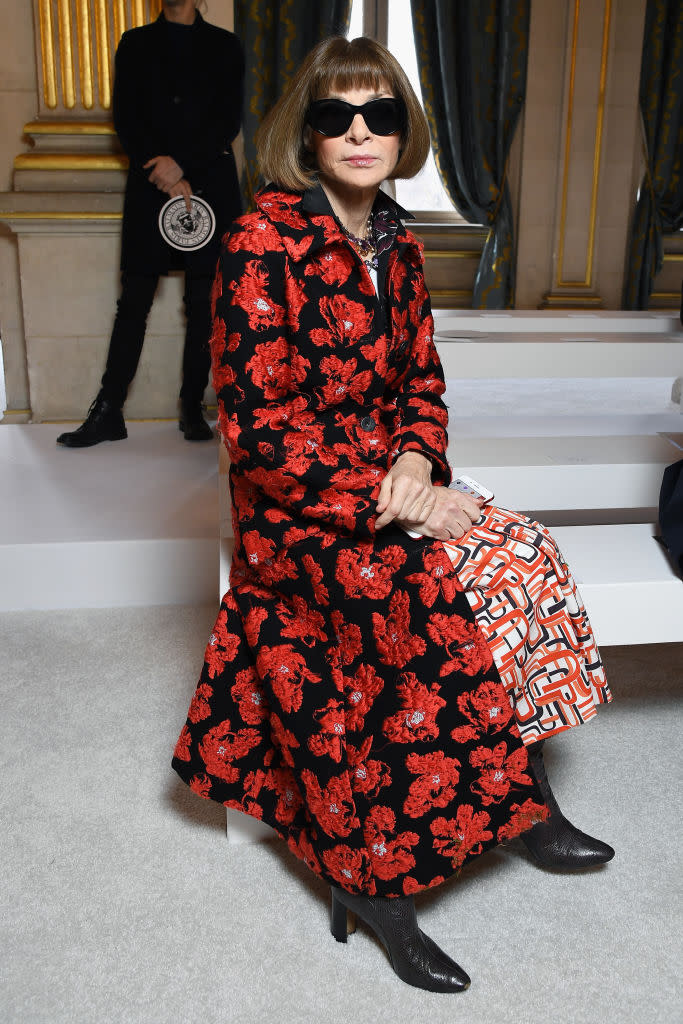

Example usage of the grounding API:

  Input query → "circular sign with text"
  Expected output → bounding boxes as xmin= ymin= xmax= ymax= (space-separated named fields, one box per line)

xmin=158 ymin=195 xmax=216 ymax=251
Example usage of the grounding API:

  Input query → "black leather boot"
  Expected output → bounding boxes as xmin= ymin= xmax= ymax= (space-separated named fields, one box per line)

xmin=179 ymin=403 xmax=213 ymax=441
xmin=330 ymin=887 xmax=470 ymax=993
xmin=56 ymin=396 xmax=127 ymax=448
xmin=521 ymin=739 xmax=615 ymax=869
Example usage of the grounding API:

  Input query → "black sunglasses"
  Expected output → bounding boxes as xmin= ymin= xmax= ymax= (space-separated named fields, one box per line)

xmin=306 ymin=97 xmax=405 ymax=137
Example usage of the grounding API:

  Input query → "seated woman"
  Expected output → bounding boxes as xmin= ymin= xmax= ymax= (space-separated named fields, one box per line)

xmin=172 ymin=36 xmax=613 ymax=994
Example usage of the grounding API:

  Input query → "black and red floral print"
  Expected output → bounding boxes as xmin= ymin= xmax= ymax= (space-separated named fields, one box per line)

xmin=172 ymin=186 xmax=549 ymax=897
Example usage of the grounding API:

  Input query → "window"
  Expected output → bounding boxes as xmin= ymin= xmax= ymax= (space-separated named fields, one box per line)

xmin=347 ymin=0 xmax=460 ymax=217
xmin=346 ymin=0 xmax=481 ymax=309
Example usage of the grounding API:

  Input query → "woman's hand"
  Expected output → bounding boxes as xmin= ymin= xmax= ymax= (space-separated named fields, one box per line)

xmin=144 ymin=155 xmax=184 ymax=191
xmin=375 ymin=452 xmax=436 ymax=530
xmin=398 ymin=485 xmax=484 ymax=541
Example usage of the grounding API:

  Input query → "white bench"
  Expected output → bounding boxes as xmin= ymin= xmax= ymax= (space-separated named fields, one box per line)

xmin=432 ymin=310 xmax=683 ymax=381
xmin=552 ymin=523 xmax=682 ymax=645
xmin=453 ymin=433 xmax=677 ymax=520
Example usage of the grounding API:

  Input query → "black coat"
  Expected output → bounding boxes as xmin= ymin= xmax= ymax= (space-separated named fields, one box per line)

xmin=113 ymin=12 xmax=244 ymax=276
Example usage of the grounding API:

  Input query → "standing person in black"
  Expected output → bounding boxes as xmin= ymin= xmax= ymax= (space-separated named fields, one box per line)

xmin=57 ymin=0 xmax=244 ymax=447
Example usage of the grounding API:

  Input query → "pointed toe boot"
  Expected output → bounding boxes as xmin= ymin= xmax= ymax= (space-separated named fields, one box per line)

xmin=521 ymin=739 xmax=615 ymax=869
xmin=330 ymin=887 xmax=470 ymax=993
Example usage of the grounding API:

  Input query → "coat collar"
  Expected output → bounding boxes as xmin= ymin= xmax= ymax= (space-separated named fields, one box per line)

xmin=155 ymin=10 xmax=205 ymax=31
xmin=255 ymin=183 xmax=420 ymax=263
xmin=300 ymin=181 xmax=414 ymax=224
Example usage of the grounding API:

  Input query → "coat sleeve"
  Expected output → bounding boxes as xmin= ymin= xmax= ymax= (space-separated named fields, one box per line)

xmin=212 ymin=225 xmax=380 ymax=535
xmin=112 ymin=32 xmax=162 ymax=171
xmin=180 ymin=34 xmax=245 ymax=173
xmin=389 ymin=271 xmax=452 ymax=486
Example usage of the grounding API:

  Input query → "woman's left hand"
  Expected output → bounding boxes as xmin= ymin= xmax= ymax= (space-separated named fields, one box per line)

xmin=143 ymin=154 xmax=184 ymax=191
xmin=399 ymin=485 xmax=484 ymax=541
xmin=375 ymin=452 xmax=436 ymax=529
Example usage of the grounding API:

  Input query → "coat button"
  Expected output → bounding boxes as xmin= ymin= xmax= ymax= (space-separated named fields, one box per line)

xmin=360 ymin=416 xmax=375 ymax=432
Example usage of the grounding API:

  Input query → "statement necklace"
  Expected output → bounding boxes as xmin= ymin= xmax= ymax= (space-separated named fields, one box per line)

xmin=341 ymin=212 xmax=378 ymax=267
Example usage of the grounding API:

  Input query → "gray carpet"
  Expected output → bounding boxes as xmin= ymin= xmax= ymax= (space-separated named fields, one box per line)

xmin=1 ymin=605 xmax=681 ymax=1024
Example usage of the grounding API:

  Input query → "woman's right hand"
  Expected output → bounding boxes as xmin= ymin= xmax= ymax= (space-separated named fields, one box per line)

xmin=167 ymin=177 xmax=193 ymax=212
xmin=398 ymin=485 xmax=484 ymax=541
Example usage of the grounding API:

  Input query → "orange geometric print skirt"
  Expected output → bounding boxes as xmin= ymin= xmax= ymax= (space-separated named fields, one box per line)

xmin=442 ymin=506 xmax=612 ymax=745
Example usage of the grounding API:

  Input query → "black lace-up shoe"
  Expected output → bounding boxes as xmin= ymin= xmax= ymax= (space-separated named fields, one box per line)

xmin=56 ymin=397 xmax=127 ymax=448
xmin=179 ymin=404 xmax=213 ymax=441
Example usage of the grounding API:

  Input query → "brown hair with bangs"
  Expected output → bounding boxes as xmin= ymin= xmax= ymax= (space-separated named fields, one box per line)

xmin=256 ymin=36 xmax=431 ymax=192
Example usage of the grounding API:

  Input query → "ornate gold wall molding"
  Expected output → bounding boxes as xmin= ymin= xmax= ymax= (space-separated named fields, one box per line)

xmin=542 ymin=0 xmax=613 ymax=308
xmin=556 ymin=0 xmax=611 ymax=290
xmin=23 ymin=119 xmax=116 ymax=134
xmin=427 ymin=289 xmax=473 ymax=308
xmin=424 ymin=250 xmax=482 ymax=260
xmin=14 ymin=153 xmax=127 ymax=170
xmin=0 ymin=210 xmax=122 ymax=219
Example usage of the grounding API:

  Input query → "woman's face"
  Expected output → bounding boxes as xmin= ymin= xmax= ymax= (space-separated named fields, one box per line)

xmin=306 ymin=84 xmax=401 ymax=196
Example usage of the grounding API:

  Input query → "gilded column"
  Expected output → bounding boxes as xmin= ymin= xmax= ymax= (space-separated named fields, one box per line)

xmin=32 ymin=0 xmax=162 ymax=115
xmin=16 ymin=0 xmax=163 ymax=189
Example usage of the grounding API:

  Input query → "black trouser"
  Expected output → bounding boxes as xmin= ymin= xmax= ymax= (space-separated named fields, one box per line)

xmin=99 ymin=271 xmax=213 ymax=409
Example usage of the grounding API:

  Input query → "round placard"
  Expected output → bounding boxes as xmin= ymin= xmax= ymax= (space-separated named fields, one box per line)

xmin=158 ymin=195 xmax=216 ymax=251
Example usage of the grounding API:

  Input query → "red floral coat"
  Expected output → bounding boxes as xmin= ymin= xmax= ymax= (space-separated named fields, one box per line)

xmin=173 ymin=186 xmax=546 ymax=897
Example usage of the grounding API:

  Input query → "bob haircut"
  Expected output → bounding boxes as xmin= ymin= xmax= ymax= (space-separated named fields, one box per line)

xmin=256 ymin=36 xmax=431 ymax=192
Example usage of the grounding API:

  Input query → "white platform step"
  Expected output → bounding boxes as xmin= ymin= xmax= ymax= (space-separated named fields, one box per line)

xmin=553 ymin=523 xmax=683 ymax=646
xmin=432 ymin=311 xmax=683 ymax=379
xmin=453 ymin=433 xmax=679 ymax=512
xmin=1 ymin=538 xmax=217 ymax=612
xmin=0 ymin=423 xmax=218 ymax=611
xmin=3 ymin=367 xmax=681 ymax=611
xmin=432 ymin=310 xmax=680 ymax=333
xmin=435 ymin=337 xmax=683 ymax=379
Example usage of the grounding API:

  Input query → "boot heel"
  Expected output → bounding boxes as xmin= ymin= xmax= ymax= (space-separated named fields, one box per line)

xmin=330 ymin=890 xmax=355 ymax=942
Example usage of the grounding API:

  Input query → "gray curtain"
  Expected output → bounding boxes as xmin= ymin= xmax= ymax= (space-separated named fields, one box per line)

xmin=410 ymin=0 xmax=531 ymax=308
xmin=235 ymin=0 xmax=352 ymax=209
xmin=623 ymin=0 xmax=683 ymax=310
